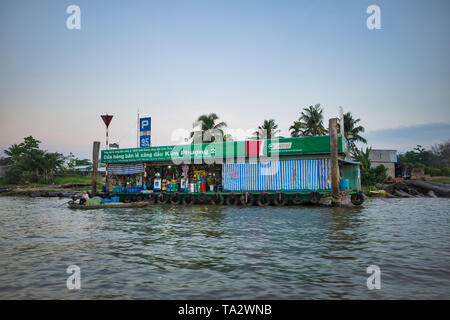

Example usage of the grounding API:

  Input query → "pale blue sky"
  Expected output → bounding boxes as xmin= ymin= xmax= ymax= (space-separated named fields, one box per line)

xmin=1 ymin=0 xmax=449 ymax=158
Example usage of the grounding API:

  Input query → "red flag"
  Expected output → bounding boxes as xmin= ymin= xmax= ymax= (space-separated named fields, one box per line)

xmin=101 ymin=115 xmax=113 ymax=128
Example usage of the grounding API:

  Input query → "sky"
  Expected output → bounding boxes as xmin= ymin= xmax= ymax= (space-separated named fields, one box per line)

xmin=1 ymin=0 xmax=449 ymax=159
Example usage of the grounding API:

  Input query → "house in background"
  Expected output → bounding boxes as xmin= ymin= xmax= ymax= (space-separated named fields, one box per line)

xmin=369 ymin=149 xmax=398 ymax=178
xmin=74 ymin=165 xmax=106 ymax=177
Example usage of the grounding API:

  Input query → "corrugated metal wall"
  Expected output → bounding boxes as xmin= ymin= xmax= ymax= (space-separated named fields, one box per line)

xmin=222 ymin=159 xmax=331 ymax=192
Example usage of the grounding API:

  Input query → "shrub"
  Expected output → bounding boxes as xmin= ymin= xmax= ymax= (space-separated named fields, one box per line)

xmin=19 ymin=171 xmax=34 ymax=184
xmin=1 ymin=166 xmax=24 ymax=185
xmin=425 ymin=166 xmax=442 ymax=176
xmin=361 ymin=165 xmax=388 ymax=186
xmin=442 ymin=167 xmax=450 ymax=177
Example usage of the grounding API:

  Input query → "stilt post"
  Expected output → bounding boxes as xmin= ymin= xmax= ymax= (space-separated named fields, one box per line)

xmin=92 ymin=141 xmax=100 ymax=196
xmin=329 ymin=118 xmax=342 ymax=206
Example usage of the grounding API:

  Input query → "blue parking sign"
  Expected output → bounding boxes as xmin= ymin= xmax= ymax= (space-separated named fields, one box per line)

xmin=140 ymin=117 xmax=151 ymax=132
xmin=140 ymin=135 xmax=151 ymax=148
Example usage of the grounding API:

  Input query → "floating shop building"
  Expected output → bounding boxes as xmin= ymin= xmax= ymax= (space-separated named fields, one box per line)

xmin=100 ymin=135 xmax=364 ymax=206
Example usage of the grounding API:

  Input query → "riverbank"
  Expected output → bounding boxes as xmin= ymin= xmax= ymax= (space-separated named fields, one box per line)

xmin=364 ymin=179 xmax=450 ymax=198
xmin=2 ymin=179 xmax=449 ymax=200
xmin=0 ymin=176 xmax=104 ymax=198
xmin=0 ymin=186 xmax=88 ymax=198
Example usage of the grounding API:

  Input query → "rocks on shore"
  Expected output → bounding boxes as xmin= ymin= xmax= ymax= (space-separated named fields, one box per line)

xmin=369 ymin=180 xmax=450 ymax=198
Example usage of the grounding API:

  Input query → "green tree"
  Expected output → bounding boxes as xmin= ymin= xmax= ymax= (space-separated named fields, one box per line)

xmin=1 ymin=136 xmax=67 ymax=184
xmin=190 ymin=113 xmax=227 ymax=143
xmin=398 ymin=145 xmax=431 ymax=167
xmin=0 ymin=157 xmax=12 ymax=165
xmin=361 ymin=164 xmax=387 ymax=186
xmin=67 ymin=152 xmax=91 ymax=168
xmin=4 ymin=136 xmax=45 ymax=178
xmin=429 ymin=140 xmax=450 ymax=170
xmin=339 ymin=111 xmax=367 ymax=157
xmin=253 ymin=119 xmax=280 ymax=140
xmin=290 ymin=104 xmax=328 ymax=137
xmin=43 ymin=152 xmax=65 ymax=178
xmin=354 ymin=147 xmax=372 ymax=169
xmin=353 ymin=147 xmax=388 ymax=186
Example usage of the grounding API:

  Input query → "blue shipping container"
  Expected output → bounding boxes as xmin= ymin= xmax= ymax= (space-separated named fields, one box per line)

xmin=222 ymin=159 xmax=331 ymax=192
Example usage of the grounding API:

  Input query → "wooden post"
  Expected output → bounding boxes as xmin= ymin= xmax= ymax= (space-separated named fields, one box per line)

xmin=92 ymin=141 xmax=100 ymax=196
xmin=329 ymin=118 xmax=341 ymax=206
xmin=106 ymin=163 xmax=110 ymax=192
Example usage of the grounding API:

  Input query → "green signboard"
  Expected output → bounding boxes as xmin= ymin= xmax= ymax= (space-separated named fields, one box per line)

xmin=260 ymin=135 xmax=345 ymax=157
xmin=101 ymin=136 xmax=346 ymax=164
xmin=101 ymin=142 xmax=246 ymax=164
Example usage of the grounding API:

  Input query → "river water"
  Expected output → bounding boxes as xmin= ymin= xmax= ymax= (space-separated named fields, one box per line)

xmin=0 ymin=196 xmax=448 ymax=299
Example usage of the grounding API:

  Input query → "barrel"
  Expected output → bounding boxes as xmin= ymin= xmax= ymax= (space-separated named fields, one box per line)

xmin=340 ymin=179 xmax=350 ymax=190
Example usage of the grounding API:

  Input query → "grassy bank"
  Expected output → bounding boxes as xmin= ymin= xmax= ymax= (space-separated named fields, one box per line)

xmin=425 ymin=176 xmax=450 ymax=183
xmin=53 ymin=175 xmax=93 ymax=185
xmin=0 ymin=174 xmax=105 ymax=197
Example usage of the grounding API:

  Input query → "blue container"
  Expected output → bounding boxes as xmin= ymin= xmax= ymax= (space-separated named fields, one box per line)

xmin=111 ymin=196 xmax=120 ymax=202
xmin=339 ymin=179 xmax=350 ymax=190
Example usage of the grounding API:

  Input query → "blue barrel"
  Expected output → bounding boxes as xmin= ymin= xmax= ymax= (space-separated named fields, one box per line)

xmin=340 ymin=179 xmax=350 ymax=190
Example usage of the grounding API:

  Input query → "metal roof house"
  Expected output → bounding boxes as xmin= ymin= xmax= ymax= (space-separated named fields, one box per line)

xmin=369 ymin=149 xmax=398 ymax=178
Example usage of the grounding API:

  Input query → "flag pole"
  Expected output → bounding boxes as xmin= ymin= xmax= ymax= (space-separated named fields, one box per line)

xmin=137 ymin=108 xmax=139 ymax=148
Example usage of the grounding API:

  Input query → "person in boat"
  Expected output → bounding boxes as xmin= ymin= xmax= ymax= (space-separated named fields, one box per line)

xmin=80 ymin=191 xmax=90 ymax=205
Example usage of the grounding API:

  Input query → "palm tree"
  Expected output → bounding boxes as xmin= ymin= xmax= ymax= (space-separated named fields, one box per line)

xmin=339 ymin=111 xmax=367 ymax=156
xmin=43 ymin=152 xmax=65 ymax=178
xmin=354 ymin=147 xmax=372 ymax=169
xmin=223 ymin=134 xmax=234 ymax=142
xmin=190 ymin=113 xmax=227 ymax=143
xmin=253 ymin=119 xmax=280 ymax=140
xmin=290 ymin=104 xmax=328 ymax=137
xmin=289 ymin=120 xmax=306 ymax=138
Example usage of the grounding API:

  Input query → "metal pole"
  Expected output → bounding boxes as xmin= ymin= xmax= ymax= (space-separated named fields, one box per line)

xmin=329 ymin=118 xmax=341 ymax=206
xmin=92 ymin=141 xmax=100 ymax=196
xmin=106 ymin=164 xmax=109 ymax=192
xmin=137 ymin=108 xmax=139 ymax=148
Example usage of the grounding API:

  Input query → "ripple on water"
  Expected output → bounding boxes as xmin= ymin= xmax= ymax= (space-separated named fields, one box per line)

xmin=0 ymin=196 xmax=449 ymax=299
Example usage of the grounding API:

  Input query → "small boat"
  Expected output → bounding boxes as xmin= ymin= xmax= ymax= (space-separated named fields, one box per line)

xmin=67 ymin=201 xmax=149 ymax=210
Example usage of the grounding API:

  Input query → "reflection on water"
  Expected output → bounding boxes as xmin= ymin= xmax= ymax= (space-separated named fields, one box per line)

xmin=0 ymin=197 xmax=449 ymax=299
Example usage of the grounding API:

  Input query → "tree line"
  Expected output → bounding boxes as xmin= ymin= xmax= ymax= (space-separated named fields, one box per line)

xmin=0 ymin=136 xmax=91 ymax=185
xmin=188 ymin=105 xmax=449 ymax=184
xmin=398 ymin=143 xmax=450 ymax=177
xmin=2 ymin=106 xmax=448 ymax=186
xmin=189 ymin=103 xmax=367 ymax=158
